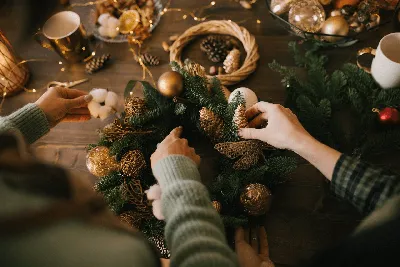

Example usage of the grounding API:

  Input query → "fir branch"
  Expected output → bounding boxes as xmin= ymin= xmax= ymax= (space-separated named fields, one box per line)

xmin=95 ymin=171 xmax=124 ymax=192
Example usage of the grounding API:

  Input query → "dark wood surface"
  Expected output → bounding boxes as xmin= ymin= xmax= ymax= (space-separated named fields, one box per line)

xmin=1 ymin=0 xmax=398 ymax=265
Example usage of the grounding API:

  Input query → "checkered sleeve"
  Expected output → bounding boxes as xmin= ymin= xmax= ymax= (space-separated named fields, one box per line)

xmin=331 ymin=154 xmax=400 ymax=215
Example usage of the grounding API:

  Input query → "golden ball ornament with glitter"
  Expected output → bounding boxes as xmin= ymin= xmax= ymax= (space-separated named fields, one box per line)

xmin=320 ymin=16 xmax=349 ymax=42
xmin=120 ymin=150 xmax=147 ymax=178
xmin=86 ymin=146 xmax=120 ymax=177
xmin=334 ymin=0 xmax=360 ymax=8
xmin=270 ymin=0 xmax=294 ymax=15
xmin=240 ymin=183 xmax=272 ymax=216
xmin=212 ymin=200 xmax=222 ymax=213
xmin=199 ymin=107 xmax=224 ymax=142
xmin=157 ymin=71 xmax=184 ymax=98
xmin=289 ymin=0 xmax=326 ymax=33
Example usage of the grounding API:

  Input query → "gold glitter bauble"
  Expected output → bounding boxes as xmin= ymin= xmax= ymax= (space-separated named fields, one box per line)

xmin=157 ymin=71 xmax=184 ymax=98
xmin=240 ymin=183 xmax=272 ymax=216
xmin=120 ymin=150 xmax=146 ymax=178
xmin=289 ymin=0 xmax=326 ymax=33
xmin=212 ymin=200 xmax=222 ymax=213
xmin=321 ymin=16 xmax=349 ymax=42
xmin=199 ymin=107 xmax=224 ymax=142
xmin=86 ymin=146 xmax=119 ymax=177
xmin=270 ymin=0 xmax=294 ymax=15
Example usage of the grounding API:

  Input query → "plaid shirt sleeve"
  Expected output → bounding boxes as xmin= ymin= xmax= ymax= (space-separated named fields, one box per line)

xmin=331 ymin=154 xmax=400 ymax=215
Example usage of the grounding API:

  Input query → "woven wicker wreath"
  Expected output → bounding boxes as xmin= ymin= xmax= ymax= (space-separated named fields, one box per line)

xmin=169 ymin=20 xmax=259 ymax=86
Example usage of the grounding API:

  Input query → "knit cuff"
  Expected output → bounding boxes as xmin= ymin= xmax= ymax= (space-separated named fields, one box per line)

xmin=6 ymin=103 xmax=50 ymax=144
xmin=152 ymin=155 xmax=201 ymax=189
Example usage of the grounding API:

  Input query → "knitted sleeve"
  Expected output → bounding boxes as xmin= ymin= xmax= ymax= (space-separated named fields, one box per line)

xmin=152 ymin=155 xmax=239 ymax=267
xmin=0 ymin=103 xmax=50 ymax=144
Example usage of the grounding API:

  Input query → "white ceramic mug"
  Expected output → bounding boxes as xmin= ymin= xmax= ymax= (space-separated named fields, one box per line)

xmin=357 ymin=33 xmax=400 ymax=89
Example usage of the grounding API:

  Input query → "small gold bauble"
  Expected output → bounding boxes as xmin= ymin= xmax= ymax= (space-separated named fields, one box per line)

xmin=86 ymin=146 xmax=119 ymax=177
xmin=212 ymin=200 xmax=222 ymax=213
xmin=120 ymin=150 xmax=147 ymax=178
xmin=289 ymin=0 xmax=326 ymax=33
xmin=240 ymin=183 xmax=272 ymax=216
xmin=270 ymin=0 xmax=294 ymax=15
xmin=157 ymin=71 xmax=184 ymax=98
xmin=321 ymin=16 xmax=349 ymax=42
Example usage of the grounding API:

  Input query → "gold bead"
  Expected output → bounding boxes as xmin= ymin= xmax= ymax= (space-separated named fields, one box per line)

xmin=212 ymin=200 xmax=222 ymax=213
xmin=240 ymin=183 xmax=272 ymax=216
xmin=157 ymin=71 xmax=184 ymax=98
xmin=86 ymin=146 xmax=119 ymax=177
xmin=321 ymin=16 xmax=349 ymax=43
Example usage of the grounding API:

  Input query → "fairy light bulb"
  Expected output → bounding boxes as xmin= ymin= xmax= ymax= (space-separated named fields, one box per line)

xmin=211 ymin=1 xmax=216 ymax=5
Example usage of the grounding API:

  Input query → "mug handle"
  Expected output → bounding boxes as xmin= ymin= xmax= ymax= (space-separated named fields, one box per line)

xmin=34 ymin=31 xmax=54 ymax=50
xmin=357 ymin=47 xmax=376 ymax=74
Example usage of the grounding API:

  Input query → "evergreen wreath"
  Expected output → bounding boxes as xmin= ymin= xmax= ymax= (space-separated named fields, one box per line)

xmin=270 ymin=42 xmax=400 ymax=157
xmin=87 ymin=60 xmax=297 ymax=257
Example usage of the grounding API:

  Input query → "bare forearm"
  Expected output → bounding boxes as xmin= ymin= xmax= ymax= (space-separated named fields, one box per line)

xmin=293 ymin=136 xmax=341 ymax=181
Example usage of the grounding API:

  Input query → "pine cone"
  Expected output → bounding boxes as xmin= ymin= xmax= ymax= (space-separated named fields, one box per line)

xmin=199 ymin=107 xmax=224 ymax=142
xmin=223 ymin=49 xmax=240 ymax=74
xmin=120 ymin=150 xmax=146 ymax=177
xmin=183 ymin=58 xmax=206 ymax=77
xmin=135 ymin=53 xmax=160 ymax=66
xmin=85 ymin=54 xmax=111 ymax=74
xmin=233 ymin=104 xmax=248 ymax=129
xmin=200 ymin=35 xmax=234 ymax=63
xmin=124 ymin=97 xmax=147 ymax=124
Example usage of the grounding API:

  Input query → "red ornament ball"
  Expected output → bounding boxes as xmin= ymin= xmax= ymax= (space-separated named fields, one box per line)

xmin=374 ymin=107 xmax=400 ymax=124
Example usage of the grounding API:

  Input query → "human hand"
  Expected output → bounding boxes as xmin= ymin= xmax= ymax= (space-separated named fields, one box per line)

xmin=35 ymin=87 xmax=92 ymax=127
xmin=238 ymin=102 xmax=312 ymax=151
xmin=150 ymin=126 xmax=201 ymax=169
xmin=235 ymin=227 xmax=275 ymax=267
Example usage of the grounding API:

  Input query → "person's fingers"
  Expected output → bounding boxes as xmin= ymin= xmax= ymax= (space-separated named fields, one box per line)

xmin=259 ymin=227 xmax=270 ymax=257
xmin=65 ymin=95 xmax=92 ymax=110
xmin=244 ymin=228 xmax=250 ymax=243
xmin=238 ymin=128 xmax=265 ymax=140
xmin=194 ymin=155 xmax=201 ymax=166
xmin=64 ymin=88 xmax=88 ymax=99
xmin=160 ymin=127 xmax=183 ymax=146
xmin=248 ymin=113 xmax=268 ymax=128
xmin=245 ymin=102 xmax=272 ymax=120
xmin=250 ymin=227 xmax=259 ymax=252
xmin=235 ymin=227 xmax=245 ymax=244
xmin=61 ymin=114 xmax=91 ymax=122
xmin=68 ymin=107 xmax=90 ymax=115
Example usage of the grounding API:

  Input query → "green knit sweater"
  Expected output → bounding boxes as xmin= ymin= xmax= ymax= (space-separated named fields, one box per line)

xmin=0 ymin=104 xmax=239 ymax=267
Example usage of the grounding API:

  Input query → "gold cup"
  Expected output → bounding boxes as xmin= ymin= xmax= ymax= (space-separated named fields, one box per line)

xmin=35 ymin=11 xmax=91 ymax=63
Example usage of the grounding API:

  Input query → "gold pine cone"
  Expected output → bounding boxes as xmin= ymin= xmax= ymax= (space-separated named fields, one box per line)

xmin=240 ymin=183 xmax=272 ymax=216
xmin=233 ymin=104 xmax=248 ymax=129
xmin=120 ymin=150 xmax=147 ymax=178
xmin=199 ymin=107 xmax=224 ymax=142
xmin=223 ymin=48 xmax=241 ymax=74
xmin=125 ymin=97 xmax=147 ymax=118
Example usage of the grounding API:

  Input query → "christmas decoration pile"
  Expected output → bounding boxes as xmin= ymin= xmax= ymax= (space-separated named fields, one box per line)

xmin=87 ymin=60 xmax=297 ymax=257
xmin=271 ymin=41 xmax=400 ymax=157
xmin=269 ymin=0 xmax=400 ymax=44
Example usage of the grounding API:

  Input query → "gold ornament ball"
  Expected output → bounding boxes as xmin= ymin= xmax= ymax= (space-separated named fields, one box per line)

xmin=212 ymin=200 xmax=222 ymax=213
xmin=321 ymin=16 xmax=349 ymax=42
xmin=289 ymin=0 xmax=326 ymax=33
xmin=157 ymin=71 xmax=184 ymax=98
xmin=270 ymin=0 xmax=294 ymax=15
xmin=86 ymin=146 xmax=119 ymax=177
xmin=240 ymin=183 xmax=272 ymax=216
xmin=120 ymin=150 xmax=147 ymax=178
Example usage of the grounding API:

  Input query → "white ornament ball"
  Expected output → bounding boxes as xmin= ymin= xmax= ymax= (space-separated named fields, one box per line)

xmin=90 ymin=88 xmax=108 ymax=103
xmin=228 ymin=87 xmax=258 ymax=110
xmin=98 ymin=13 xmax=111 ymax=26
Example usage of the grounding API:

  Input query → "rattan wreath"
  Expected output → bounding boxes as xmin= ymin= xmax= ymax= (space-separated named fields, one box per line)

xmin=169 ymin=20 xmax=259 ymax=86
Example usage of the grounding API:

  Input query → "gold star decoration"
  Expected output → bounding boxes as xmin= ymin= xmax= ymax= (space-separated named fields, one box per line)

xmin=214 ymin=140 xmax=274 ymax=170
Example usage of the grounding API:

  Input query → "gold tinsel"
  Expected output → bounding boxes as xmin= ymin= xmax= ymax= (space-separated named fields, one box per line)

xmin=240 ymin=183 xmax=272 ymax=216
xmin=183 ymin=58 xmax=207 ymax=77
xmin=120 ymin=150 xmax=147 ymax=178
xmin=215 ymin=140 xmax=274 ymax=170
xmin=125 ymin=96 xmax=147 ymax=123
xmin=212 ymin=200 xmax=222 ymax=213
xmin=223 ymin=48 xmax=241 ymax=74
xmin=233 ymin=104 xmax=248 ymax=129
xmin=86 ymin=146 xmax=120 ymax=177
xmin=199 ymin=107 xmax=224 ymax=142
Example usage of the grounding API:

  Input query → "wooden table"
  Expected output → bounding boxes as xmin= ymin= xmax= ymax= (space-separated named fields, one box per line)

xmin=1 ymin=0 xmax=397 ymax=266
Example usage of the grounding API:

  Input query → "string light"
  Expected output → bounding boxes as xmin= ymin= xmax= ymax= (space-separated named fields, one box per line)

xmin=59 ymin=61 xmax=62 ymax=65
xmin=257 ymin=19 xmax=261 ymax=24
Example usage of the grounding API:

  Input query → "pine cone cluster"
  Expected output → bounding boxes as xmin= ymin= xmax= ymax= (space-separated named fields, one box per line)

xmin=199 ymin=107 xmax=224 ymax=142
xmin=135 ymin=53 xmax=160 ymax=66
xmin=200 ymin=35 xmax=234 ymax=63
xmin=86 ymin=54 xmax=111 ymax=74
